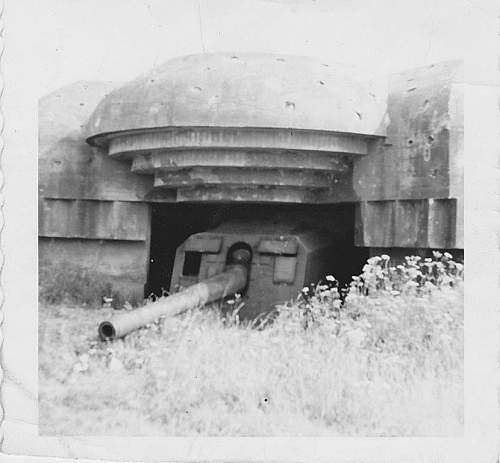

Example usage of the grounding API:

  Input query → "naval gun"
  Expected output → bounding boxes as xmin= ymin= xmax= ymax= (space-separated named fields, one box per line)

xmin=98 ymin=245 xmax=252 ymax=340
xmin=98 ymin=216 xmax=355 ymax=340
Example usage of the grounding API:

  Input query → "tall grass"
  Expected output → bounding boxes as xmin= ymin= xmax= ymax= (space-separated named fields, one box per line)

xmin=39 ymin=261 xmax=142 ymax=307
xmin=39 ymin=252 xmax=463 ymax=436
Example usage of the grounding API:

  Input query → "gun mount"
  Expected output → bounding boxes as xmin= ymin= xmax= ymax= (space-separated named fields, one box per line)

xmin=98 ymin=245 xmax=251 ymax=340
xmin=98 ymin=214 xmax=357 ymax=340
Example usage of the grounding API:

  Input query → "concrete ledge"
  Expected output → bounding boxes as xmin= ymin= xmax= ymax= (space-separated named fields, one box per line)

xmin=131 ymin=149 xmax=351 ymax=173
xmin=93 ymin=126 xmax=375 ymax=155
xmin=355 ymin=198 xmax=459 ymax=248
xmin=38 ymin=198 xmax=151 ymax=241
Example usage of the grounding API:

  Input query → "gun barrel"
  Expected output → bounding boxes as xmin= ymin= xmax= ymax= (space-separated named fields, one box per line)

xmin=98 ymin=248 xmax=251 ymax=340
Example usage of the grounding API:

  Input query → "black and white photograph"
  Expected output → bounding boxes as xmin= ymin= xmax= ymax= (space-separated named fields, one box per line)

xmin=1 ymin=0 xmax=499 ymax=461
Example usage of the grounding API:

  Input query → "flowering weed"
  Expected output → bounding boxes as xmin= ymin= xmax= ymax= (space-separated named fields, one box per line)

xmin=39 ymin=253 xmax=463 ymax=436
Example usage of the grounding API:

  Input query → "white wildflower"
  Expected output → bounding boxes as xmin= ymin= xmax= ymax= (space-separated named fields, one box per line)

xmin=381 ymin=254 xmax=390 ymax=260
xmin=302 ymin=287 xmax=309 ymax=294
xmin=326 ymin=275 xmax=335 ymax=282
xmin=72 ymin=361 xmax=88 ymax=374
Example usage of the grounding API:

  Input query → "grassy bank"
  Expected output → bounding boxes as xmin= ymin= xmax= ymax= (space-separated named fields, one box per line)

xmin=39 ymin=253 xmax=463 ymax=436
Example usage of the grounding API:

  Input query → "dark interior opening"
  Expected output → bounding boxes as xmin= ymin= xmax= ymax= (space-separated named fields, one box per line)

xmin=146 ymin=202 xmax=369 ymax=298
xmin=182 ymin=251 xmax=202 ymax=276
xmin=146 ymin=203 xmax=229 ymax=297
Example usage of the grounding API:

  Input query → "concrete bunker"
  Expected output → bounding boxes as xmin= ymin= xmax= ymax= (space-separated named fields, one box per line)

xmin=38 ymin=53 xmax=464 ymax=315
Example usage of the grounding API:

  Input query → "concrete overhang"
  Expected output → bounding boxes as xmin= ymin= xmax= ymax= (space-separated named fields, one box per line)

xmin=83 ymin=53 xmax=387 ymax=203
xmin=86 ymin=52 xmax=388 ymax=142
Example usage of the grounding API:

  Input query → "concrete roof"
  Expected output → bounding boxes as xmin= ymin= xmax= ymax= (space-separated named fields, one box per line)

xmin=40 ymin=80 xmax=117 ymax=149
xmin=86 ymin=52 xmax=388 ymax=140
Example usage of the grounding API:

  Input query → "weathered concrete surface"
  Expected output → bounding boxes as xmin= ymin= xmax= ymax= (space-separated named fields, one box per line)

xmin=39 ymin=81 xmax=154 ymax=202
xmin=39 ymin=143 xmax=154 ymax=202
xmin=153 ymin=167 xmax=337 ymax=189
xmin=86 ymin=52 xmax=387 ymax=138
xmin=84 ymin=54 xmax=384 ymax=205
xmin=39 ymin=82 xmax=154 ymax=299
xmin=448 ymin=81 xmax=464 ymax=248
xmin=144 ymin=182 xmax=355 ymax=204
xmin=131 ymin=149 xmax=351 ymax=173
xmin=353 ymin=61 xmax=463 ymax=248
xmin=353 ymin=61 xmax=463 ymax=201
xmin=95 ymin=125 xmax=366 ymax=202
xmin=95 ymin=127 xmax=372 ymax=155
xmin=39 ymin=199 xmax=151 ymax=241
xmin=39 ymin=238 xmax=150 ymax=301
xmin=39 ymin=81 xmax=116 ymax=148
xmin=354 ymin=198 xmax=458 ymax=249
xmin=91 ymin=126 xmax=370 ymax=203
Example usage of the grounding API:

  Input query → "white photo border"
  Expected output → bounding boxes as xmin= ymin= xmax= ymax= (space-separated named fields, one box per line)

xmin=1 ymin=0 xmax=499 ymax=462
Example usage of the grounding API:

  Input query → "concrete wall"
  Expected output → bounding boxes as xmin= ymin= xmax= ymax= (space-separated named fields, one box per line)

xmin=39 ymin=199 xmax=150 ymax=240
xmin=39 ymin=82 xmax=153 ymax=301
xmin=38 ymin=60 xmax=464 ymax=305
xmin=354 ymin=198 xmax=458 ymax=249
xmin=353 ymin=61 xmax=463 ymax=249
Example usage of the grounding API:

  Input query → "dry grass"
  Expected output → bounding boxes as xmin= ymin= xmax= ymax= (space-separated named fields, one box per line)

xmin=39 ymin=261 xmax=142 ymax=308
xmin=39 ymin=254 xmax=463 ymax=436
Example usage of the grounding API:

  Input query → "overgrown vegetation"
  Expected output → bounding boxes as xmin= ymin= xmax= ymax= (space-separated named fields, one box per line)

xmin=39 ymin=261 xmax=141 ymax=307
xmin=39 ymin=252 xmax=463 ymax=436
